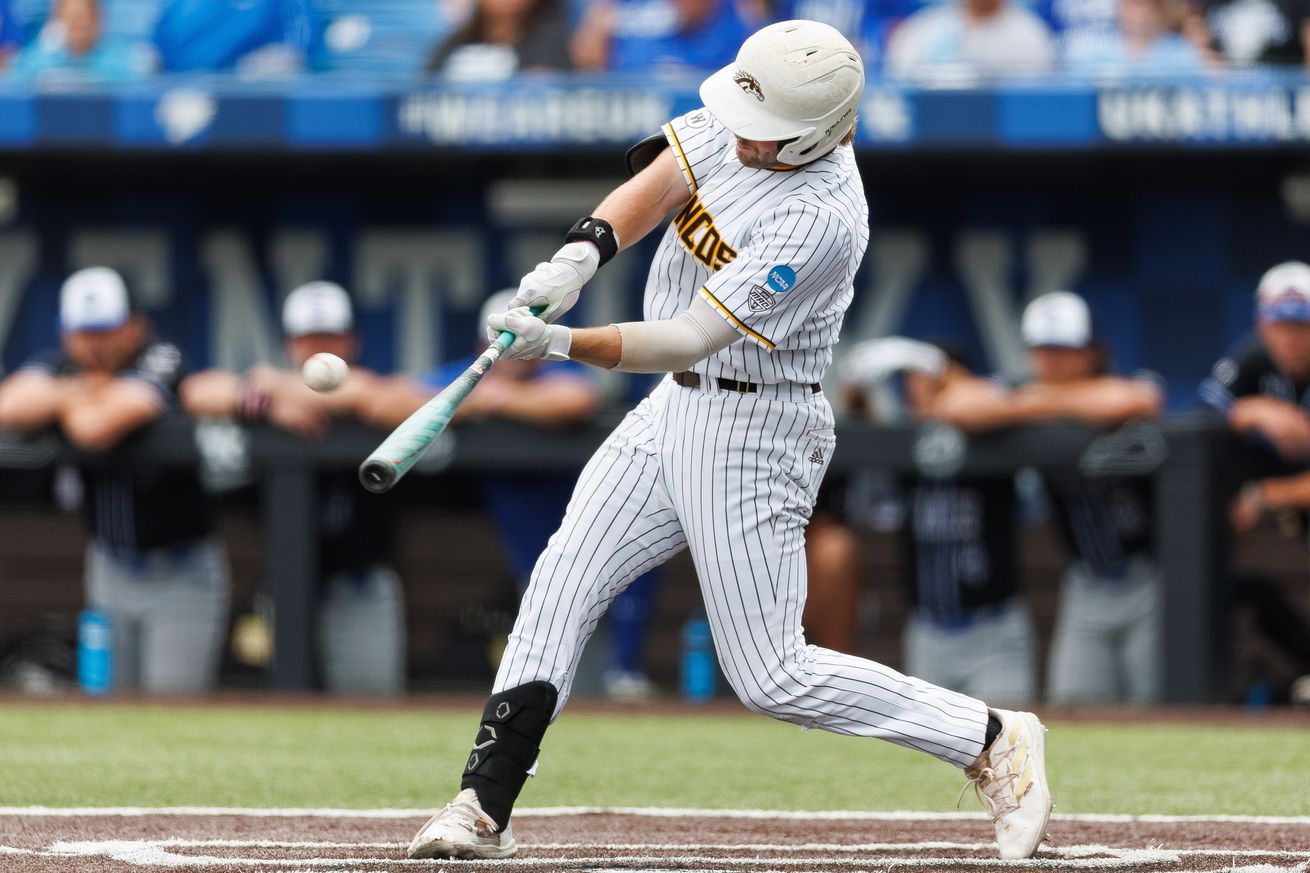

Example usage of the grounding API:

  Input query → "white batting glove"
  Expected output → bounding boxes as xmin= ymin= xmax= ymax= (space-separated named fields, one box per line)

xmin=487 ymin=307 xmax=572 ymax=361
xmin=841 ymin=337 xmax=947 ymax=387
xmin=510 ymin=241 xmax=600 ymax=323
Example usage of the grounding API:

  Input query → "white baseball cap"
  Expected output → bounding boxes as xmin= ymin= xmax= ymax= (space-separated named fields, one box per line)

xmin=1021 ymin=291 xmax=1092 ymax=349
xmin=282 ymin=281 xmax=354 ymax=337
xmin=60 ymin=267 xmax=132 ymax=333
xmin=1255 ymin=261 xmax=1310 ymax=323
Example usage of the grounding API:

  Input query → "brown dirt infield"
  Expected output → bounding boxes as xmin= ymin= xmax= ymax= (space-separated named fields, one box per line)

xmin=1 ymin=808 xmax=1307 ymax=872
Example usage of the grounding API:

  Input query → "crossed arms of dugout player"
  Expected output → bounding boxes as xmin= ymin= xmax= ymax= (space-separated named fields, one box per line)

xmin=1221 ymin=396 xmax=1310 ymax=531
xmin=928 ymin=372 xmax=1163 ymax=433
xmin=488 ymin=147 xmax=749 ymax=370
xmin=0 ymin=368 xmax=164 ymax=452
xmin=181 ymin=364 xmax=428 ymax=439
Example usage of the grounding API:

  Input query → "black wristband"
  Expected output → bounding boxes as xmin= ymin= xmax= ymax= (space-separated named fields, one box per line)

xmin=565 ymin=216 xmax=619 ymax=267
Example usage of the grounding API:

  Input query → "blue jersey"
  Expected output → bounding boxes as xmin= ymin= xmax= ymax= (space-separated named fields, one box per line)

xmin=608 ymin=0 xmax=749 ymax=73
xmin=152 ymin=0 xmax=325 ymax=72
xmin=771 ymin=0 xmax=918 ymax=70
xmin=0 ymin=0 xmax=18 ymax=54
xmin=425 ymin=359 xmax=592 ymax=582
xmin=13 ymin=38 xmax=152 ymax=82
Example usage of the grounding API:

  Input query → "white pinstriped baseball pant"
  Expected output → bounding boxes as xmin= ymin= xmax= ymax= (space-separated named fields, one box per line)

xmin=495 ymin=375 xmax=989 ymax=769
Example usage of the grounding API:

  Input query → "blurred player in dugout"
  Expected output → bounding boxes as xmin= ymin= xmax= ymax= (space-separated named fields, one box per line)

xmin=806 ymin=338 xmax=1035 ymax=705
xmin=0 ymin=267 xmax=230 ymax=693
xmin=1199 ymin=261 xmax=1310 ymax=704
xmin=405 ymin=290 xmax=663 ymax=700
xmin=930 ymin=291 xmax=1165 ymax=704
xmin=182 ymin=281 xmax=421 ymax=694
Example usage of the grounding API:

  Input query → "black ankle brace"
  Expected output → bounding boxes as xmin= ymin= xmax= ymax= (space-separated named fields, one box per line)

xmin=460 ymin=681 xmax=558 ymax=829
xmin=983 ymin=714 xmax=1002 ymax=751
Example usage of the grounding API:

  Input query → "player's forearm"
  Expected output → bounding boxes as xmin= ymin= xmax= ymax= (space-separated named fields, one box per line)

xmin=356 ymin=376 xmax=431 ymax=430
xmin=573 ymin=297 xmax=737 ymax=374
xmin=592 ymin=149 xmax=688 ymax=249
xmin=261 ymin=367 xmax=370 ymax=418
xmin=566 ymin=326 xmax=623 ymax=369
xmin=1029 ymin=379 xmax=1162 ymax=425
xmin=929 ymin=380 xmax=1040 ymax=433
xmin=1228 ymin=397 xmax=1286 ymax=434
xmin=59 ymin=381 xmax=162 ymax=452
xmin=0 ymin=375 xmax=65 ymax=432
xmin=497 ymin=379 xmax=599 ymax=427
xmin=1256 ymin=472 xmax=1310 ymax=511
xmin=178 ymin=370 xmax=243 ymax=419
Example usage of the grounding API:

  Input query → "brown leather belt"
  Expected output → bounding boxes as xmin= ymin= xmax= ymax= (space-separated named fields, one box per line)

xmin=672 ymin=371 xmax=820 ymax=394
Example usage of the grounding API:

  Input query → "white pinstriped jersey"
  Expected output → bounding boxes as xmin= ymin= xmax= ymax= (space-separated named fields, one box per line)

xmin=493 ymin=111 xmax=991 ymax=780
xmin=644 ymin=108 xmax=869 ymax=385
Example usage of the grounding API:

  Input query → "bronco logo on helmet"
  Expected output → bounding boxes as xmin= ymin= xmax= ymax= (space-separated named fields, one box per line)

xmin=733 ymin=70 xmax=765 ymax=102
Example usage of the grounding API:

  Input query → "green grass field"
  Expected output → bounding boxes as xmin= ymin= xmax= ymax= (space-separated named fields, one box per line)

xmin=1 ymin=702 xmax=1306 ymax=816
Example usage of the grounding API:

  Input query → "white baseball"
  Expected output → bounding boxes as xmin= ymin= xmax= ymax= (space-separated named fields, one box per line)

xmin=302 ymin=352 xmax=349 ymax=392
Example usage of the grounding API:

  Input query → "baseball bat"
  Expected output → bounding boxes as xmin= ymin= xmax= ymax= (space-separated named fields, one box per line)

xmin=357 ymin=308 xmax=538 ymax=494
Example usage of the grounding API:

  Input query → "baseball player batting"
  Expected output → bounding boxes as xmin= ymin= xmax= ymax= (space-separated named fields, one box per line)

xmin=408 ymin=20 xmax=1053 ymax=862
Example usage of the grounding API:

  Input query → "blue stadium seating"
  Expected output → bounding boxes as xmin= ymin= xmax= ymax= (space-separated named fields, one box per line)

xmin=316 ymin=0 xmax=448 ymax=75
xmin=10 ymin=0 xmax=452 ymax=75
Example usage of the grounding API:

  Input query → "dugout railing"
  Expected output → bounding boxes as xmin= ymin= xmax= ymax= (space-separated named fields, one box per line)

xmin=0 ymin=415 xmax=1229 ymax=702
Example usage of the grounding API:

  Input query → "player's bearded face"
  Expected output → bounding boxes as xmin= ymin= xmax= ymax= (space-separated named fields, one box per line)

xmin=1030 ymin=346 xmax=1098 ymax=384
xmin=735 ymin=137 xmax=782 ymax=169
xmin=63 ymin=319 xmax=145 ymax=373
xmin=1259 ymin=321 xmax=1310 ymax=381
xmin=286 ymin=334 xmax=358 ymax=369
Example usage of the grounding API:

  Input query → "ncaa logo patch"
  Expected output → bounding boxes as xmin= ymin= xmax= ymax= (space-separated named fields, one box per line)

xmin=747 ymin=285 xmax=775 ymax=312
xmin=767 ymin=265 xmax=796 ymax=294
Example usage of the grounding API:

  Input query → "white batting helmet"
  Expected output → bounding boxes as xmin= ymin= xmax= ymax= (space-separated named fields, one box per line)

xmin=700 ymin=20 xmax=864 ymax=167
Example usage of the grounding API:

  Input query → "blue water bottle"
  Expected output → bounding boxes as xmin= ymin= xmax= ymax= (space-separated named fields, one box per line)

xmin=680 ymin=609 xmax=716 ymax=703
xmin=77 ymin=610 xmax=113 ymax=695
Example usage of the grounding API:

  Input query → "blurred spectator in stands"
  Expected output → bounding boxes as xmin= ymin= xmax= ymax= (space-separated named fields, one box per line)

xmin=1190 ymin=0 xmax=1310 ymax=66
xmin=182 ymin=281 xmax=422 ymax=694
xmin=0 ymin=0 xmax=19 ymax=69
xmin=1038 ymin=0 xmax=1119 ymax=66
xmin=152 ymin=0 xmax=325 ymax=75
xmin=885 ymin=0 xmax=1057 ymax=79
xmin=572 ymin=0 xmax=752 ymax=74
xmin=1199 ymin=261 xmax=1310 ymax=704
xmin=768 ymin=0 xmax=918 ymax=70
xmin=807 ymin=337 xmax=1035 ymax=704
xmin=409 ymin=291 xmax=661 ymax=700
xmin=932 ymin=292 xmax=1165 ymax=704
xmin=1065 ymin=0 xmax=1204 ymax=72
xmin=0 ymin=267 xmax=229 ymax=693
xmin=428 ymin=0 xmax=570 ymax=78
xmin=12 ymin=0 xmax=153 ymax=83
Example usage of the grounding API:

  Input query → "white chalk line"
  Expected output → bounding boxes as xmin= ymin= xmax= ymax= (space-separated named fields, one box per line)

xmin=0 ymin=844 xmax=1299 ymax=865
xmin=2 ymin=806 xmax=1309 ymax=825
xmin=90 ymin=839 xmax=1310 ymax=861
xmin=0 ymin=844 xmax=1215 ymax=870
xmin=0 ymin=839 xmax=1299 ymax=870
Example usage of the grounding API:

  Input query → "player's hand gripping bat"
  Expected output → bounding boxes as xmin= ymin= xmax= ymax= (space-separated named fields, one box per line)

xmin=357 ymin=307 xmax=541 ymax=494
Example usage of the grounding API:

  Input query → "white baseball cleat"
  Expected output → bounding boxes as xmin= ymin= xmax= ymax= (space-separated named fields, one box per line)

xmin=960 ymin=708 xmax=1054 ymax=860
xmin=406 ymin=788 xmax=517 ymax=860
